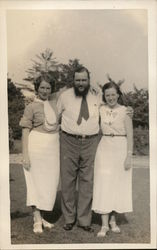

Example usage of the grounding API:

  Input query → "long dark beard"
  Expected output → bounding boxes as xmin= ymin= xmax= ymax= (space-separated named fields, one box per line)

xmin=74 ymin=84 xmax=90 ymax=97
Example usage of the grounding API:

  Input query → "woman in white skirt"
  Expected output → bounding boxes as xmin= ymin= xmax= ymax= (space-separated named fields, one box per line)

xmin=20 ymin=72 xmax=60 ymax=234
xmin=92 ymin=80 xmax=133 ymax=237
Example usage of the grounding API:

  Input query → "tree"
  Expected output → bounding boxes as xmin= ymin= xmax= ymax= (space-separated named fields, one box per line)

xmin=60 ymin=59 xmax=83 ymax=88
xmin=24 ymin=51 xmax=84 ymax=92
xmin=24 ymin=49 xmax=59 ymax=80
xmin=24 ymin=49 xmax=61 ymax=92
xmin=8 ymin=78 xmax=25 ymax=140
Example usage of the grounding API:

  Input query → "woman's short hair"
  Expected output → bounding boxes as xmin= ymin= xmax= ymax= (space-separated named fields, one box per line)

xmin=34 ymin=72 xmax=55 ymax=93
xmin=102 ymin=80 xmax=123 ymax=104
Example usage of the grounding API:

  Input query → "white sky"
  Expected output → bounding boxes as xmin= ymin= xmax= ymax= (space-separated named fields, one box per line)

xmin=7 ymin=9 xmax=148 ymax=92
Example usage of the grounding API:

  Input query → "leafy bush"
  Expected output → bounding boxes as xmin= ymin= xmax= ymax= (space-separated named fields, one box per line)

xmin=123 ymin=86 xmax=149 ymax=129
xmin=8 ymin=78 xmax=25 ymax=139
xmin=123 ymin=87 xmax=149 ymax=155
xmin=133 ymin=128 xmax=149 ymax=155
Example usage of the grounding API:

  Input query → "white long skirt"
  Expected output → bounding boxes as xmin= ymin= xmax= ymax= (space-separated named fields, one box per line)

xmin=23 ymin=130 xmax=60 ymax=211
xmin=92 ymin=136 xmax=132 ymax=214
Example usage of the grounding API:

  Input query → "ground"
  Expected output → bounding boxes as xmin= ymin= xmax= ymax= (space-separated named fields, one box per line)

xmin=10 ymin=154 xmax=150 ymax=245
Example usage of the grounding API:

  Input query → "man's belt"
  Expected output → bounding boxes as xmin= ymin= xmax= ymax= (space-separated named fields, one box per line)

xmin=103 ymin=133 xmax=126 ymax=137
xmin=62 ymin=130 xmax=98 ymax=139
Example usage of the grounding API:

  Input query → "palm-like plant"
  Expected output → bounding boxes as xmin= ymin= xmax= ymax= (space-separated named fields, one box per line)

xmin=24 ymin=49 xmax=61 ymax=87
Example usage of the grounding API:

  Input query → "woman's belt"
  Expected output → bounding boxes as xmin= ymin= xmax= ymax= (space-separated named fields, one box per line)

xmin=32 ymin=125 xmax=59 ymax=134
xmin=103 ymin=133 xmax=126 ymax=137
xmin=62 ymin=130 xmax=98 ymax=139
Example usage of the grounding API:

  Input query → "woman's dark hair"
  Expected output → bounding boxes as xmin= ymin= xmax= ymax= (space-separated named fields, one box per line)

xmin=102 ymin=81 xmax=124 ymax=105
xmin=34 ymin=72 xmax=55 ymax=94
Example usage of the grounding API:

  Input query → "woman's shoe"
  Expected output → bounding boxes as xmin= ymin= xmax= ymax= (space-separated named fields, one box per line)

xmin=109 ymin=221 xmax=121 ymax=233
xmin=97 ymin=226 xmax=109 ymax=237
xmin=33 ymin=222 xmax=43 ymax=234
xmin=33 ymin=210 xmax=43 ymax=234
xmin=42 ymin=218 xmax=54 ymax=229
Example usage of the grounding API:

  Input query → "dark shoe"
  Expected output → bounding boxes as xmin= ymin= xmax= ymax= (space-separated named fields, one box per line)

xmin=63 ymin=223 xmax=74 ymax=231
xmin=77 ymin=225 xmax=94 ymax=232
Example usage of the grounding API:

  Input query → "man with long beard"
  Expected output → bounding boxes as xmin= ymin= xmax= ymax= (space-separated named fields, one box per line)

xmin=57 ymin=67 xmax=100 ymax=232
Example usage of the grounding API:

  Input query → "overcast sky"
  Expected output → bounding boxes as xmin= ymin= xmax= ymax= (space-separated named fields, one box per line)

xmin=7 ymin=9 xmax=148 ymax=92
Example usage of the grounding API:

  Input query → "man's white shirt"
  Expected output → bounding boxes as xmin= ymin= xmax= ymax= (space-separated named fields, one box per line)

xmin=57 ymin=88 xmax=102 ymax=135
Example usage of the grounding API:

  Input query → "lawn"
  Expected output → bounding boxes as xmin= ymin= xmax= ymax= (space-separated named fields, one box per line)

xmin=10 ymin=163 xmax=150 ymax=245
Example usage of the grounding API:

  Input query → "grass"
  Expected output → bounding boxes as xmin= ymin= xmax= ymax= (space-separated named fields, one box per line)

xmin=10 ymin=163 xmax=150 ymax=245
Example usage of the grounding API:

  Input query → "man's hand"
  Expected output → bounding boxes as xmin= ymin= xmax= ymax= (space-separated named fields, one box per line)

xmin=90 ymin=86 xmax=101 ymax=96
xmin=126 ymin=106 xmax=133 ymax=119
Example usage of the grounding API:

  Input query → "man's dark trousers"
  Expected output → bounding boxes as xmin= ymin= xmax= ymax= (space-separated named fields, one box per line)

xmin=60 ymin=131 xmax=99 ymax=226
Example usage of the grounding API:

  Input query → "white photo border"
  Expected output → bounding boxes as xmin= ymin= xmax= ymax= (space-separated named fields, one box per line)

xmin=0 ymin=0 xmax=156 ymax=249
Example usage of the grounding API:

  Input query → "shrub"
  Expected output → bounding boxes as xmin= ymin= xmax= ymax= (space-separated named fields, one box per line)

xmin=8 ymin=78 xmax=25 ymax=139
xmin=133 ymin=128 xmax=149 ymax=155
xmin=123 ymin=86 xmax=149 ymax=129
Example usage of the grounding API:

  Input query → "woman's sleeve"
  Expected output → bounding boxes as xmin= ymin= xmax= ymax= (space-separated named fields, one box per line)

xmin=19 ymin=104 xmax=33 ymax=129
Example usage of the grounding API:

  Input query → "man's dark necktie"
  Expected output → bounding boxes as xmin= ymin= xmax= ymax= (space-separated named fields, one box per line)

xmin=77 ymin=96 xmax=89 ymax=125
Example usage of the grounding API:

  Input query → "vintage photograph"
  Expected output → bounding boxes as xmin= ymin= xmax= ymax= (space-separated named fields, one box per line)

xmin=0 ymin=0 xmax=157 ymax=249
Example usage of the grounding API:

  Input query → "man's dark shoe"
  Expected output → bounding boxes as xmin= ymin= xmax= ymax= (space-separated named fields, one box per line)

xmin=63 ymin=223 xmax=74 ymax=231
xmin=77 ymin=225 xmax=94 ymax=232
